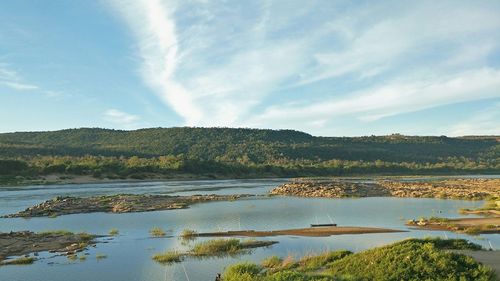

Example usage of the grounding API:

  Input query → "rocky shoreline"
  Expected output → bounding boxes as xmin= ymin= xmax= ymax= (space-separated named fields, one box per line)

xmin=270 ymin=178 xmax=500 ymax=200
xmin=0 ymin=231 xmax=98 ymax=263
xmin=2 ymin=194 xmax=252 ymax=218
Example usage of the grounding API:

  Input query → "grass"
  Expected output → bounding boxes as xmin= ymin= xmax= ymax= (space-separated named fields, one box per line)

xmin=150 ymin=226 xmax=166 ymax=237
xmin=151 ymin=238 xmax=277 ymax=264
xmin=108 ymin=228 xmax=119 ymax=236
xmin=297 ymin=250 xmax=352 ymax=271
xmin=261 ymin=255 xmax=283 ymax=269
xmin=95 ymin=253 xmax=107 ymax=260
xmin=152 ymin=251 xmax=183 ymax=264
xmin=190 ymin=239 xmax=276 ymax=257
xmin=180 ymin=228 xmax=197 ymax=239
xmin=220 ymin=238 xmax=495 ymax=281
xmin=0 ymin=257 xmax=35 ymax=266
xmin=38 ymin=230 xmax=74 ymax=236
xmin=191 ymin=238 xmax=242 ymax=256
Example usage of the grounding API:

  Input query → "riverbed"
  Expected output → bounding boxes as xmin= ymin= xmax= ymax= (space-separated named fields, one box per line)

xmin=0 ymin=177 xmax=498 ymax=281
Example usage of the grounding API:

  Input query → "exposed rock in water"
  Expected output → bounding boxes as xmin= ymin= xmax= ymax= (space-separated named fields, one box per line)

xmin=270 ymin=178 xmax=500 ymax=200
xmin=0 ymin=231 xmax=97 ymax=263
xmin=2 ymin=194 xmax=252 ymax=218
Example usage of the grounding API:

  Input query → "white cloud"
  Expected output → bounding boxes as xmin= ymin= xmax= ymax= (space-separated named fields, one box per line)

xmin=107 ymin=0 xmax=500 ymax=134
xmin=0 ymin=64 xmax=39 ymax=91
xmin=107 ymin=0 xmax=203 ymax=125
xmin=244 ymin=68 xmax=500 ymax=129
xmin=1 ymin=81 xmax=38 ymax=90
xmin=103 ymin=109 xmax=141 ymax=129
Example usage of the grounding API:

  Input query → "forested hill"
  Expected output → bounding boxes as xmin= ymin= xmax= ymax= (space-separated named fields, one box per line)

xmin=0 ymin=127 xmax=498 ymax=163
xmin=0 ymin=127 xmax=498 ymax=180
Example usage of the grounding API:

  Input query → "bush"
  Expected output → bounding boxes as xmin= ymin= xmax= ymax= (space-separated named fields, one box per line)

xmin=222 ymin=262 xmax=262 ymax=281
xmin=328 ymin=239 xmax=494 ymax=280
xmin=261 ymin=256 xmax=283 ymax=269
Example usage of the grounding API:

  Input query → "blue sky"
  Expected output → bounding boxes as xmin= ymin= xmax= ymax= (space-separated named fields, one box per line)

xmin=1 ymin=0 xmax=499 ymax=136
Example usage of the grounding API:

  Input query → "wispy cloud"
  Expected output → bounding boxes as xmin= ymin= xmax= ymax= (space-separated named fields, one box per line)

xmin=0 ymin=64 xmax=39 ymax=91
xmin=103 ymin=108 xmax=141 ymax=129
xmin=245 ymin=68 xmax=500 ymax=128
xmin=108 ymin=0 xmax=500 ymax=134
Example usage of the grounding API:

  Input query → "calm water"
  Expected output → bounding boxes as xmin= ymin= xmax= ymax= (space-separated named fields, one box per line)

xmin=0 ymin=178 xmax=498 ymax=281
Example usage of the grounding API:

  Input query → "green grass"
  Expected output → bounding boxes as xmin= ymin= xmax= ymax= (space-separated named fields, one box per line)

xmin=191 ymin=238 xmax=242 ymax=256
xmin=0 ymin=257 xmax=35 ymax=266
xmin=190 ymin=239 xmax=276 ymax=257
xmin=152 ymin=251 xmax=183 ymax=264
xmin=108 ymin=228 xmax=119 ymax=236
xmin=220 ymin=238 xmax=494 ymax=281
xmin=222 ymin=262 xmax=262 ymax=281
xmin=261 ymin=256 xmax=283 ymax=269
xmin=152 ymin=238 xmax=277 ymax=264
xmin=149 ymin=226 xmax=166 ymax=237
xmin=297 ymin=250 xmax=352 ymax=272
xmin=328 ymin=239 xmax=492 ymax=280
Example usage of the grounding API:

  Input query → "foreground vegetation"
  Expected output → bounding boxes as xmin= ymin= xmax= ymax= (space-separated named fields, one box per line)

xmin=221 ymin=238 xmax=495 ymax=281
xmin=0 ymin=128 xmax=498 ymax=184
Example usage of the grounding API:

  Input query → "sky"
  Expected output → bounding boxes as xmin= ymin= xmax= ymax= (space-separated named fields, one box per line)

xmin=0 ymin=0 xmax=499 ymax=136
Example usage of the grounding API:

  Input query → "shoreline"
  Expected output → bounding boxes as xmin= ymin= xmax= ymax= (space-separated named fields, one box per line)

xmin=407 ymin=217 xmax=500 ymax=234
xmin=2 ymin=173 xmax=499 ymax=188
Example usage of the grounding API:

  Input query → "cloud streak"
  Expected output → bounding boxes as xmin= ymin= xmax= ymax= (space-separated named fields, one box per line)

xmin=103 ymin=108 xmax=141 ymax=129
xmin=108 ymin=0 xmax=500 ymax=134
xmin=0 ymin=64 xmax=39 ymax=91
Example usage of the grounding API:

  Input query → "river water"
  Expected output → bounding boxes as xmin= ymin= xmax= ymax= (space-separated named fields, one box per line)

xmin=0 ymin=178 xmax=498 ymax=281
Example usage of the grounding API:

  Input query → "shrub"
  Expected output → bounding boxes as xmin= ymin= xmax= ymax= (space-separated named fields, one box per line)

xmin=222 ymin=262 xmax=262 ymax=281
xmin=150 ymin=227 xmax=166 ymax=237
xmin=261 ymin=256 xmax=283 ymax=269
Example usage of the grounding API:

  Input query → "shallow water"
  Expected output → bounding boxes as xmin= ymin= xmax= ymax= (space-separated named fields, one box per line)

xmin=0 ymin=178 xmax=498 ymax=281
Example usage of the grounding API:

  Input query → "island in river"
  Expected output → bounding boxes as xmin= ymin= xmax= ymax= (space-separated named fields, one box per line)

xmin=271 ymin=178 xmax=500 ymax=200
xmin=1 ymin=193 xmax=252 ymax=218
